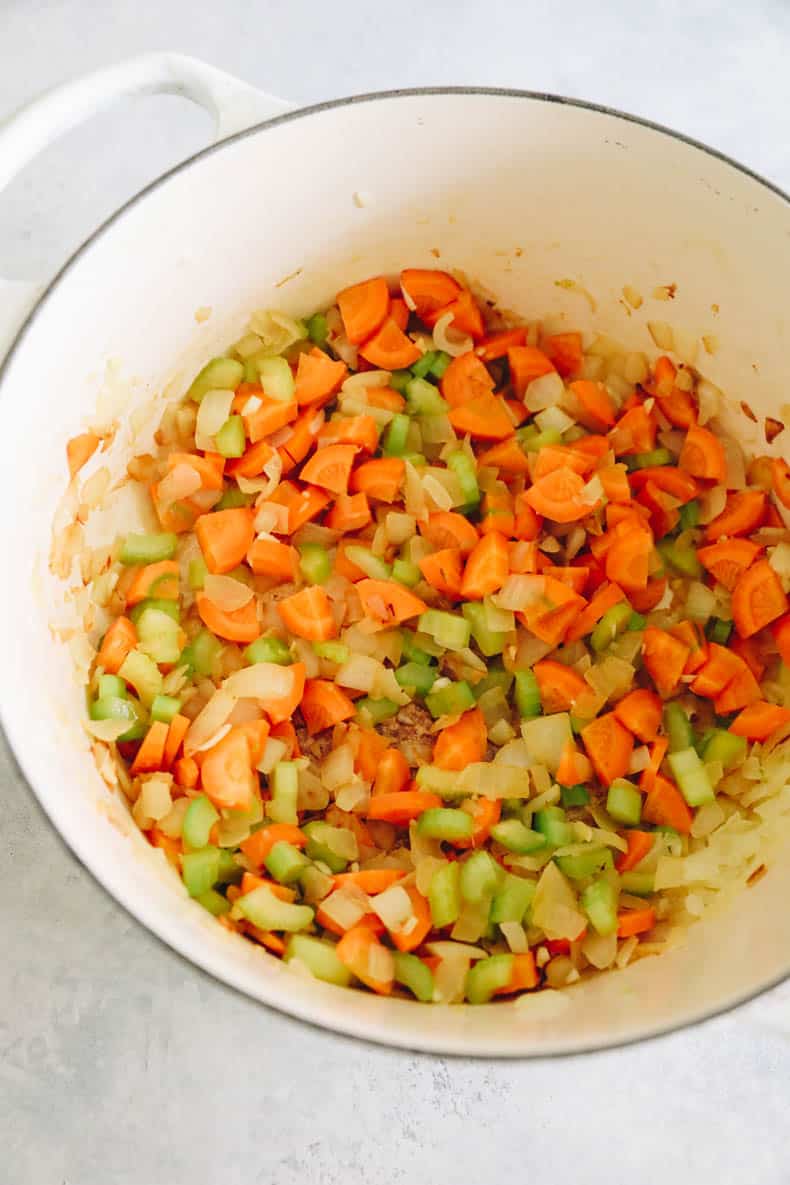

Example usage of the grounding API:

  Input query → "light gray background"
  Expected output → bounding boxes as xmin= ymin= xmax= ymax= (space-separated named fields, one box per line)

xmin=2 ymin=2 xmax=790 ymax=1183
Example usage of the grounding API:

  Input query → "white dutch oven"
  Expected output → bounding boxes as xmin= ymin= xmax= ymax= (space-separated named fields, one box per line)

xmin=2 ymin=53 xmax=790 ymax=1056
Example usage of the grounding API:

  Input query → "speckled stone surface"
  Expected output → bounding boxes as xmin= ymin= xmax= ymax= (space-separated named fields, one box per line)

xmin=3 ymin=3 xmax=790 ymax=1181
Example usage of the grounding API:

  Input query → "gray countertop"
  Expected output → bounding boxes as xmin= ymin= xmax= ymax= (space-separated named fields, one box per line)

xmin=3 ymin=3 xmax=790 ymax=1182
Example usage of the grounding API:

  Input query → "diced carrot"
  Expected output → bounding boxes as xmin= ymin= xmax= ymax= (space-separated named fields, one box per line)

xmin=200 ymin=726 xmax=258 ymax=811
xmin=513 ymin=491 xmax=543 ymax=541
xmin=299 ymin=442 xmax=358 ymax=495
xmin=679 ymin=425 xmax=727 ymax=482
xmin=508 ymin=541 xmax=539 ymax=574
xmin=195 ymin=508 xmax=255 ymax=574
xmin=130 ymin=721 xmax=169 ymax=775
xmin=507 ymin=345 xmax=555 ymax=397
xmin=452 ymin=797 xmax=502 ymax=850
xmin=772 ymin=614 xmax=790 ymax=666
xmin=247 ymin=536 xmax=299 ymax=583
xmin=350 ymin=457 xmax=405 ymax=502
xmin=642 ymin=773 xmax=693 ymax=834
xmin=318 ymin=414 xmax=379 ymax=453
xmin=615 ymin=830 xmax=654 ymax=873
xmin=324 ymin=491 xmax=372 ymax=532
xmin=732 ymin=558 xmax=788 ymax=638
xmin=477 ymin=328 xmax=527 ymax=361
xmin=772 ymin=458 xmax=790 ymax=510
xmin=167 ymin=451 xmax=226 ymax=490
xmin=234 ymin=718 xmax=270 ymax=766
xmin=518 ymin=577 xmax=585 ymax=646
xmin=419 ymin=511 xmax=479 ymax=554
xmin=569 ymin=434 xmax=611 ymax=462
xmin=238 ymin=390 xmax=298 ymax=443
xmin=652 ymin=363 xmax=697 ymax=429
xmin=419 ymin=548 xmax=464 ymax=599
xmin=356 ymin=579 xmax=427 ymax=626
xmin=731 ymin=701 xmax=790 ymax=740
xmin=125 ymin=560 xmax=180 ymax=607
xmin=278 ymin=586 xmax=337 ymax=641
xmin=525 ymin=467 xmax=596 ymax=523
xmin=428 ymin=288 xmax=485 ymax=339
xmin=335 ymin=925 xmax=394 ymax=994
xmin=493 ymin=951 xmax=539 ymax=995
xmin=565 ymin=582 xmax=625 ymax=642
xmin=148 ymin=828 xmax=181 ymax=865
xmin=480 ymin=489 xmax=515 ymax=537
xmin=365 ymin=791 xmax=442 ymax=824
xmin=639 ymin=736 xmax=668 ymax=795
xmin=448 ymin=393 xmax=515 ymax=440
xmin=354 ymin=727 xmax=390 ymax=781
xmin=174 ymin=755 xmax=199 ymax=789
xmin=691 ymin=643 xmax=747 ymax=698
xmin=581 ymin=712 xmax=634 ymax=786
xmin=389 ymin=297 xmax=409 ymax=331
xmin=478 ymin=437 xmax=531 ymax=474
xmin=543 ymin=332 xmax=582 ymax=377
xmin=547 ymin=566 xmax=589 ymax=595
xmin=241 ymin=924 xmax=286 ymax=954
xmin=97 ymin=616 xmax=137 ymax=675
xmin=240 ymin=873 xmax=295 ymax=901
xmin=333 ymin=539 xmax=367 ymax=582
xmin=533 ymin=444 xmax=595 ymax=480
xmin=642 ymin=626 xmax=690 ymax=697
xmin=337 ymin=276 xmax=390 ymax=344
xmin=225 ymin=438 xmax=274 ymax=479
xmin=268 ymin=481 xmax=331 ymax=534
xmin=150 ymin=480 xmax=199 ymax=534
xmin=196 ymin=592 xmax=260 ymax=643
xmin=364 ymin=386 xmax=406 ymax=413
xmin=433 ymin=708 xmax=488 ymax=771
xmin=241 ymin=824 xmax=307 ymax=870
xmin=300 ymin=679 xmax=356 ymax=734
xmin=730 ymin=635 xmax=767 ymax=682
xmin=704 ymin=490 xmax=767 ymax=541
xmin=604 ymin=503 xmax=650 ymax=533
xmin=698 ymin=539 xmax=761 ymax=592
xmin=713 ymin=666 xmax=761 ymax=714
xmin=599 ymin=464 xmax=632 ymax=503
xmin=293 ymin=347 xmax=348 ymax=406
xmin=629 ymin=578 xmax=668 ymax=613
xmin=555 ymin=739 xmax=593 ymax=787
xmin=400 ymin=268 xmax=461 ymax=320
xmin=163 ymin=713 xmax=190 ymax=768
xmin=628 ymin=466 xmax=698 ymax=504
xmin=612 ymin=689 xmax=662 ymax=743
xmin=460 ymin=531 xmax=510 ymax=599
xmin=533 ymin=660 xmax=587 ymax=713
xmin=367 ymin=748 xmax=410 ymax=797
xmin=617 ymin=908 xmax=656 ymax=938
xmin=604 ymin=525 xmax=652 ymax=592
xmin=67 ymin=431 xmax=100 ymax=479
xmin=388 ymin=886 xmax=433 ymax=953
xmin=611 ymin=404 xmax=657 ymax=456
xmin=636 ymin=479 xmax=680 ymax=539
xmin=569 ymin=380 xmax=617 ymax=428
xmin=669 ymin=620 xmax=708 ymax=674
xmin=278 ymin=409 xmax=322 ymax=472
xmin=359 ymin=319 xmax=421 ymax=369
xmin=270 ymin=719 xmax=302 ymax=756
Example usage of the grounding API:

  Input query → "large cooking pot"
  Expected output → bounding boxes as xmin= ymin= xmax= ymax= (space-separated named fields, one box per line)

xmin=2 ymin=53 xmax=789 ymax=1056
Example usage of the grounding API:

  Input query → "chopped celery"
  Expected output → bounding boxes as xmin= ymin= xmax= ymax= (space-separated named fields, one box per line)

xmin=187 ymin=357 xmax=243 ymax=403
xmin=89 ymin=695 xmax=146 ymax=741
xmin=664 ymin=702 xmax=694 ymax=752
xmin=188 ymin=557 xmax=207 ymax=591
xmin=136 ymin=607 xmax=183 ymax=665
xmin=129 ymin=597 xmax=180 ymax=626
xmin=245 ymin=636 xmax=292 ymax=666
xmin=514 ymin=670 xmax=541 ymax=718
xmin=668 ymin=746 xmax=715 ymax=806
xmin=490 ymin=873 xmax=535 ymax=924
xmin=118 ymin=649 xmax=163 ymax=707
xmin=425 ymin=680 xmax=475 ymax=719
xmin=414 ymin=765 xmax=465 ymax=800
xmin=197 ymin=889 xmax=231 ymax=916
xmin=344 ymin=545 xmax=392 ymax=581
xmin=560 ymin=784 xmax=589 ymax=809
xmin=626 ymin=447 xmax=673 ymax=470
xmin=312 ymin=640 xmax=350 ymax=665
xmin=428 ymin=861 xmax=461 ymax=927
xmin=627 ymin=611 xmax=647 ymax=630
xmin=182 ymin=795 xmax=220 ymax=850
xmin=706 ymin=617 xmax=733 ymax=645
xmin=658 ymin=538 xmax=702 ymax=579
xmin=238 ymin=884 xmax=314 ymax=932
xmin=382 ymin=413 xmax=411 ymax=456
xmin=298 ymin=543 xmax=331 ymax=585
xmin=150 ymin=694 xmax=181 ymax=724
xmin=679 ymin=500 xmax=700 ymax=530
xmin=555 ymin=847 xmax=613 ymax=880
xmin=268 ymin=762 xmax=299 ymax=825
xmin=429 ymin=351 xmax=451 ymax=379
xmin=418 ymin=609 xmax=471 ymax=651
xmin=405 ymin=377 xmax=448 ymax=416
xmin=490 ymin=818 xmax=546 ymax=854
xmin=258 ymin=356 xmax=295 ymax=402
xmin=285 ymin=934 xmax=351 ymax=985
xmin=462 ymin=602 xmax=509 ymax=657
xmin=216 ymin=487 xmax=254 ymax=511
xmin=417 ymin=808 xmax=474 ymax=842
xmin=460 ymin=850 xmax=499 ymax=903
xmin=306 ymin=313 xmax=329 ymax=347
xmin=581 ymin=876 xmax=619 ymax=936
xmin=395 ymin=662 xmax=438 ymax=695
xmin=606 ymin=780 xmax=642 ymax=826
xmin=518 ymin=426 xmax=562 ymax=452
xmin=533 ymin=806 xmax=573 ymax=847
xmin=620 ymin=871 xmax=655 ymax=896
xmin=390 ymin=369 xmax=412 ymax=393
xmin=590 ymin=601 xmax=632 ymax=652
xmin=701 ymin=729 xmax=747 ymax=770
xmin=401 ymin=632 xmax=434 ymax=666
xmin=392 ymin=558 xmax=421 ymax=587
xmin=473 ymin=661 xmax=514 ymax=701
xmin=119 ymin=532 xmax=177 ymax=565
xmin=303 ymin=820 xmax=351 ymax=874
xmin=402 ymin=452 xmax=427 ymax=467
xmin=182 ymin=846 xmax=221 ymax=897
xmin=356 ymin=696 xmax=400 ymax=724
xmin=242 ymin=359 xmax=258 ymax=384
xmin=98 ymin=674 xmax=126 ymax=700
xmin=393 ymin=951 xmax=434 ymax=1002
xmin=264 ymin=840 xmax=310 ymax=884
xmin=465 ymin=954 xmax=514 ymax=1004
xmin=445 ymin=451 xmax=480 ymax=510
xmin=410 ymin=350 xmax=438 ymax=379
xmin=215 ymin=414 xmax=246 ymax=458
xmin=216 ymin=848 xmax=243 ymax=883
xmin=181 ymin=630 xmax=223 ymax=677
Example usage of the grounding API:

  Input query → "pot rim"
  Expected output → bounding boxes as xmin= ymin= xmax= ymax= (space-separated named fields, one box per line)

xmin=2 ymin=84 xmax=788 ymax=1056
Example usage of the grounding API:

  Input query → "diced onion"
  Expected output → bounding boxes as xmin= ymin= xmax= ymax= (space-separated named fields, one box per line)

xmin=433 ymin=313 xmax=473 ymax=357
xmin=524 ymin=371 xmax=564 ymax=412
xmin=137 ymin=775 xmax=173 ymax=822
xmin=425 ymin=940 xmax=488 ymax=960
xmin=685 ymin=580 xmax=716 ymax=624
xmin=255 ymin=502 xmax=290 ymax=534
xmin=203 ymin=574 xmax=253 ymax=611
xmin=370 ymin=885 xmax=413 ymax=929
xmin=722 ymin=437 xmax=746 ymax=490
xmin=500 ymin=921 xmax=529 ymax=953
xmin=535 ymin=406 xmax=575 ymax=434
xmin=342 ymin=369 xmax=391 ymax=395
xmin=196 ymin=388 xmax=235 ymax=443
xmin=320 ymin=887 xmax=369 ymax=931
xmin=696 ymin=379 xmax=722 ymax=425
xmin=385 ymin=512 xmax=416 ymax=545
xmin=223 ymin=664 xmax=296 ymax=702
xmin=157 ymin=463 xmax=202 ymax=506
xmin=367 ymin=942 xmax=395 ymax=985
xmin=520 ymin=714 xmax=572 ymax=773
xmin=335 ymin=654 xmax=380 ymax=693
xmin=184 ymin=689 xmax=236 ymax=755
xmin=494 ymin=574 xmax=545 ymax=611
xmin=647 ymin=321 xmax=674 ymax=351
xmin=582 ymin=930 xmax=618 ymax=970
xmin=321 ymin=744 xmax=355 ymax=790
xmin=257 ymin=737 xmax=288 ymax=774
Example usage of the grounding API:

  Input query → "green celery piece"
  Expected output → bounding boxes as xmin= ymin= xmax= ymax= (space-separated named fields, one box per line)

xmin=344 ymin=545 xmax=392 ymax=581
xmin=389 ymin=369 xmax=412 ymax=393
xmin=658 ymin=538 xmax=702 ymax=579
xmin=462 ymin=602 xmax=508 ymax=657
xmin=215 ymin=415 xmax=246 ymax=458
xmin=298 ymin=543 xmax=331 ymax=585
xmin=473 ymin=662 xmax=514 ymax=701
xmin=701 ymin=729 xmax=747 ymax=770
xmin=620 ymin=871 xmax=655 ymax=896
xmin=216 ymin=849 xmax=242 ymax=883
xmin=606 ymin=780 xmax=642 ymax=826
xmin=425 ymin=680 xmax=475 ymax=719
xmin=627 ymin=611 xmax=647 ymax=630
xmin=460 ymin=850 xmax=499 ymax=903
xmin=285 ymin=934 xmax=351 ymax=985
xmin=414 ymin=765 xmax=465 ymax=800
xmin=150 ymin=694 xmax=181 ymax=724
xmin=89 ymin=695 xmax=146 ymax=741
xmin=182 ymin=847 xmax=221 ymax=897
xmin=668 ymin=746 xmax=715 ymax=806
xmin=581 ymin=876 xmax=619 ymax=936
xmin=678 ymin=500 xmax=700 ymax=530
xmin=393 ymin=951 xmax=434 ymax=1002
xmin=626 ymin=447 xmax=673 ymax=470
xmin=410 ymin=350 xmax=438 ymax=379
xmin=238 ymin=885 xmax=314 ymax=932
xmin=418 ymin=609 xmax=471 ymax=651
xmin=257 ymin=356 xmax=295 ymax=402
xmin=445 ymin=451 xmax=480 ymax=510
xmin=188 ymin=557 xmax=208 ymax=590
xmin=490 ymin=873 xmax=535 ymax=924
xmin=98 ymin=674 xmax=126 ymax=700
xmin=417 ymin=808 xmax=474 ymax=842
xmin=197 ymin=889 xmax=231 ymax=916
xmin=264 ymin=840 xmax=310 ymax=884
xmin=465 ymin=954 xmax=514 ymax=1004
xmin=382 ymin=413 xmax=411 ymax=456
xmin=356 ymin=697 xmax=400 ymax=724
xmin=306 ymin=313 xmax=329 ymax=347
xmin=555 ymin=847 xmax=613 ymax=880
xmin=590 ymin=601 xmax=633 ymax=652
xmin=245 ymin=636 xmax=292 ymax=665
xmin=429 ymin=352 xmax=451 ymax=379
xmin=313 ymin=641 xmax=350 ymax=665
xmin=706 ymin=617 xmax=733 ymax=645
xmin=490 ymin=819 xmax=546 ymax=854
xmin=400 ymin=632 xmax=434 ymax=666
xmin=268 ymin=762 xmax=299 ymax=825
xmin=136 ymin=607 xmax=183 ymax=665
xmin=302 ymin=821 xmax=352 ymax=874
xmin=181 ymin=630 xmax=223 ymax=677
xmin=216 ymin=487 xmax=254 ymax=511
xmin=187 ymin=357 xmax=243 ymax=403
xmin=664 ymin=702 xmax=694 ymax=752
xmin=392 ymin=559 xmax=421 ymax=587
xmin=428 ymin=861 xmax=461 ymax=928
xmin=129 ymin=597 xmax=180 ymax=627
xmin=560 ymin=784 xmax=589 ymax=808
xmin=395 ymin=662 xmax=438 ymax=696
xmin=405 ymin=377 xmax=448 ymax=416
xmin=119 ymin=532 xmax=177 ymax=565
xmin=518 ymin=427 xmax=562 ymax=453
xmin=117 ymin=649 xmax=163 ymax=707
xmin=514 ymin=670 xmax=541 ymax=718
xmin=533 ymin=806 xmax=574 ymax=847
xmin=182 ymin=795 xmax=220 ymax=850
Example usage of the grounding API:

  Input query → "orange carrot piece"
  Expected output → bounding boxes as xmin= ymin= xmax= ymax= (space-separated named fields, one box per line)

xmin=477 ymin=328 xmax=527 ymax=361
xmin=669 ymin=620 xmax=708 ymax=674
xmin=730 ymin=635 xmax=767 ymax=682
xmin=642 ymin=773 xmax=693 ymax=834
xmin=364 ymin=386 xmax=406 ymax=413
xmin=507 ymin=345 xmax=555 ymax=397
xmin=200 ymin=727 xmax=257 ymax=811
xmin=167 ymin=451 xmax=226 ymax=490
xmin=371 ymin=748 xmax=411 ymax=796
xmin=234 ymin=719 xmax=270 ymax=766
xmin=569 ymin=380 xmax=617 ymax=428
xmin=163 ymin=713 xmax=190 ymax=768
xmin=543 ymin=332 xmax=583 ymax=377
xmin=428 ymin=288 xmax=485 ymax=339
xmin=277 ymin=586 xmax=337 ymax=641
xmin=240 ymin=393 xmax=299 ymax=443
xmin=611 ymin=404 xmax=657 ymax=456
xmin=337 ymin=276 xmax=390 ymax=344
xmin=359 ymin=319 xmax=421 ymax=369
xmin=125 ymin=560 xmax=180 ymax=607
xmin=599 ymin=464 xmax=632 ymax=504
xmin=333 ymin=869 xmax=407 ymax=894
xmin=130 ymin=721 xmax=169 ymax=775
xmin=335 ymin=925 xmax=394 ymax=994
xmin=419 ymin=511 xmax=480 ymax=554
xmin=480 ymin=488 xmax=515 ymax=537
xmin=419 ymin=548 xmax=464 ymax=600
xmin=513 ymin=491 xmax=543 ymax=541
xmin=642 ymin=627 xmax=691 ymax=698
xmin=493 ymin=951 xmax=540 ymax=995
xmin=698 ymin=539 xmax=761 ymax=592
xmin=613 ymin=689 xmax=663 ymax=743
xmin=581 ymin=712 xmax=634 ymax=786
xmin=533 ymin=660 xmax=587 ymax=713
xmin=278 ymin=409 xmax=322 ymax=472
xmin=730 ymin=701 xmax=790 ymax=740
xmin=690 ymin=643 xmax=747 ymax=698
xmin=630 ymin=578 xmax=668 ymax=613
xmin=533 ymin=444 xmax=595 ymax=481
xmin=617 ymin=908 xmax=656 ymax=938
xmin=97 ymin=616 xmax=137 ymax=675
xmin=388 ymin=886 xmax=433 ymax=953
xmin=460 ymin=531 xmax=510 ymax=599
xmin=713 ymin=666 xmax=762 ymax=715
xmin=241 ymin=824 xmax=307 ymax=870
xmin=400 ymin=268 xmax=461 ymax=319
xmin=356 ymin=579 xmax=427 ymax=626
xmin=389 ymin=297 xmax=409 ymax=332
xmin=564 ymin=582 xmax=625 ymax=642
xmin=247 ymin=536 xmax=299 ymax=583
xmin=679 ymin=425 xmax=727 ymax=482
xmin=432 ymin=708 xmax=488 ymax=771
xmin=293 ymin=347 xmax=348 ymax=406
xmin=225 ymin=438 xmax=275 ymax=479
xmin=555 ymin=739 xmax=593 ymax=787
xmin=628 ymin=466 xmax=698 ymax=504
xmin=240 ymin=873 xmax=295 ymax=901
xmin=478 ymin=436 xmax=531 ymax=474
xmin=318 ymin=414 xmax=379 ymax=453
xmin=300 ymin=679 xmax=356 ymax=734
xmin=518 ymin=577 xmax=586 ymax=646
xmin=525 ymin=467 xmax=596 ymax=523
xmin=704 ymin=490 xmax=766 ymax=541
xmin=195 ymin=508 xmax=255 ymax=574
xmin=604 ymin=525 xmax=652 ymax=592
xmin=196 ymin=592 xmax=260 ymax=643
xmin=268 ymin=481 xmax=331 ymax=533
xmin=508 ymin=540 xmax=539 ymax=574
xmin=772 ymin=614 xmax=790 ymax=665
xmin=448 ymin=393 xmax=515 ymax=440
xmin=299 ymin=442 xmax=358 ymax=495
xmin=365 ymin=791 xmax=442 ymax=824
xmin=324 ymin=491 xmax=372 ymax=532
xmin=615 ymin=830 xmax=654 ymax=873
xmin=772 ymin=457 xmax=790 ymax=510
xmin=354 ymin=728 xmax=390 ymax=781
xmin=451 ymin=797 xmax=502 ymax=850
xmin=349 ymin=457 xmax=405 ymax=502
xmin=174 ymin=755 xmax=199 ymax=789
xmin=732 ymin=558 xmax=788 ymax=638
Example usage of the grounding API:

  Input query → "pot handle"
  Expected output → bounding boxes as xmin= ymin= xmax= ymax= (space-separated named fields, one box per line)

xmin=0 ymin=52 xmax=292 ymax=359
